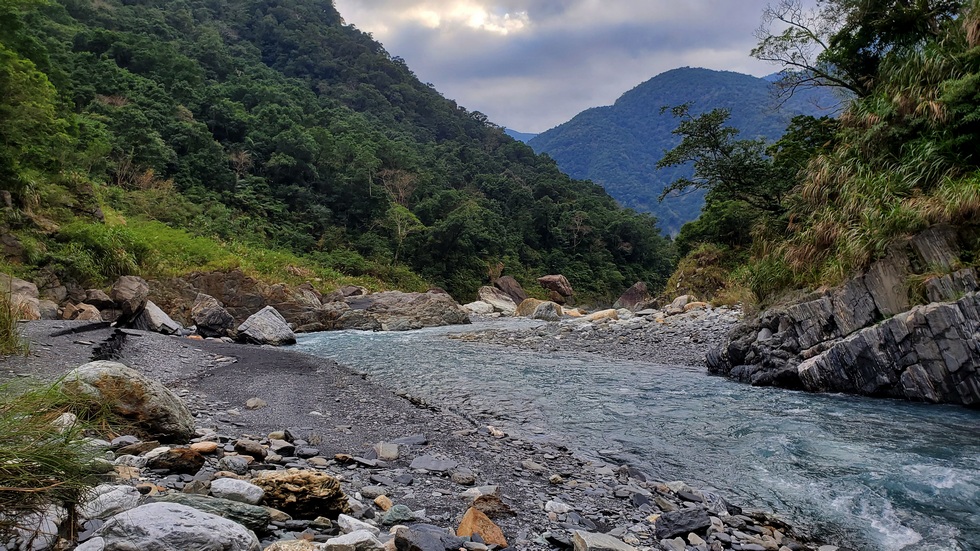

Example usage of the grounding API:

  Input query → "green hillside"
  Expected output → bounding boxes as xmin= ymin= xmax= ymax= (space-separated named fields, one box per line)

xmin=529 ymin=67 xmax=838 ymax=235
xmin=0 ymin=0 xmax=674 ymax=301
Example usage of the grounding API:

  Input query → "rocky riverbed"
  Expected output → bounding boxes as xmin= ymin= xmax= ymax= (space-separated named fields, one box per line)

xmin=452 ymin=305 xmax=742 ymax=367
xmin=1 ymin=319 xmax=839 ymax=551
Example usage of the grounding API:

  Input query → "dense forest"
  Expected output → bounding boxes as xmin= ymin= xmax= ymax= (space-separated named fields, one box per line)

xmin=0 ymin=0 xmax=675 ymax=302
xmin=528 ymin=67 xmax=838 ymax=235
xmin=664 ymin=0 xmax=980 ymax=307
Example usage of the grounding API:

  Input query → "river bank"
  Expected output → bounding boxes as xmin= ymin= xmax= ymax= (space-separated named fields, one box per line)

xmin=1 ymin=319 xmax=837 ymax=551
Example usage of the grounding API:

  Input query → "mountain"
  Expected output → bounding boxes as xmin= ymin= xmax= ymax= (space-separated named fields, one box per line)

xmin=528 ymin=67 xmax=839 ymax=235
xmin=0 ymin=0 xmax=674 ymax=302
xmin=504 ymin=129 xmax=539 ymax=143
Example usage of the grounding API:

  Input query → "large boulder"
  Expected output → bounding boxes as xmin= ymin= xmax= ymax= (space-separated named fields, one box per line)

xmin=62 ymin=361 xmax=196 ymax=442
xmin=83 ymin=502 xmax=260 ymax=551
xmin=532 ymin=301 xmax=563 ymax=322
xmin=614 ymin=281 xmax=650 ymax=311
xmin=342 ymin=290 xmax=469 ymax=331
xmin=237 ymin=306 xmax=296 ymax=346
xmin=477 ymin=286 xmax=517 ymax=315
xmin=463 ymin=301 xmax=495 ymax=315
xmin=515 ymin=298 xmax=545 ymax=317
xmin=251 ymin=469 xmax=350 ymax=519
xmin=493 ymin=276 xmax=528 ymax=304
xmin=191 ymin=293 xmax=236 ymax=338
xmin=109 ymin=275 xmax=150 ymax=324
xmin=0 ymin=273 xmax=40 ymax=320
xmin=132 ymin=300 xmax=182 ymax=335
xmin=84 ymin=289 xmax=115 ymax=310
xmin=537 ymin=275 xmax=574 ymax=298
xmin=152 ymin=493 xmax=272 ymax=532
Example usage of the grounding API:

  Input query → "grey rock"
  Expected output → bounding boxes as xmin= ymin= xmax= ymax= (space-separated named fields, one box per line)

xmin=237 ymin=306 xmax=296 ymax=346
xmin=463 ymin=301 xmax=495 ymax=315
xmin=0 ymin=273 xmax=40 ymax=320
xmin=93 ymin=502 xmax=260 ymax=550
xmin=192 ymin=293 xmax=236 ymax=338
xmin=381 ymin=504 xmax=415 ymax=525
xmin=218 ymin=455 xmax=251 ymax=475
xmin=131 ymin=301 xmax=182 ymax=335
xmin=78 ymin=485 xmax=141 ymax=520
xmin=654 ymin=508 xmax=712 ymax=539
xmin=151 ymin=493 xmax=272 ymax=533
xmin=572 ymin=530 xmax=638 ymax=551
xmin=84 ymin=289 xmax=115 ymax=310
xmin=325 ymin=530 xmax=384 ymax=550
xmin=531 ymin=301 xmax=563 ymax=322
xmin=210 ymin=478 xmax=265 ymax=505
xmin=410 ymin=455 xmax=457 ymax=472
xmin=337 ymin=514 xmax=380 ymax=536
xmin=393 ymin=524 xmax=466 ymax=551
xmin=62 ymin=361 xmax=195 ymax=442
xmin=109 ymin=275 xmax=149 ymax=324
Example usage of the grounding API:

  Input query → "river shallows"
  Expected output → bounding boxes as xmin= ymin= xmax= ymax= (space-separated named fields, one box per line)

xmin=295 ymin=320 xmax=980 ymax=551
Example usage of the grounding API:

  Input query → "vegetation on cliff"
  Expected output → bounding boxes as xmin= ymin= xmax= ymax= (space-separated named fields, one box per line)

xmin=0 ymin=0 xmax=674 ymax=302
xmin=667 ymin=0 xmax=980 ymax=307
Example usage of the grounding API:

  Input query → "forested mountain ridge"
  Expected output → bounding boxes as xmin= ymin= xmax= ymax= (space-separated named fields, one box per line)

xmin=528 ymin=67 xmax=839 ymax=235
xmin=0 ymin=0 xmax=674 ymax=301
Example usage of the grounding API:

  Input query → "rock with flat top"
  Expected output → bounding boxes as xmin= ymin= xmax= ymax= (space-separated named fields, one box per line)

xmin=91 ymin=502 xmax=260 ymax=551
xmin=573 ymin=530 xmax=638 ymax=551
xmin=132 ymin=300 xmax=182 ymax=335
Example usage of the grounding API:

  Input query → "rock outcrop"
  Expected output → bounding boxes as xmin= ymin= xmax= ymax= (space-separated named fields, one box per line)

xmin=708 ymin=227 xmax=980 ymax=406
xmin=339 ymin=290 xmax=470 ymax=331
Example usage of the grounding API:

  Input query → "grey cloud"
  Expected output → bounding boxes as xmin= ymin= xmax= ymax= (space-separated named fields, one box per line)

xmin=334 ymin=0 xmax=782 ymax=132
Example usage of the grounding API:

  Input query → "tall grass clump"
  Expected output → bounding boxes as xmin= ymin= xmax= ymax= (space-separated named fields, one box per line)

xmin=0 ymin=381 xmax=105 ymax=540
xmin=0 ymin=292 xmax=28 ymax=356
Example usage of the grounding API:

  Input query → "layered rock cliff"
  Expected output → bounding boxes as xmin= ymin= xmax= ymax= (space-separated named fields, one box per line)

xmin=707 ymin=226 xmax=980 ymax=406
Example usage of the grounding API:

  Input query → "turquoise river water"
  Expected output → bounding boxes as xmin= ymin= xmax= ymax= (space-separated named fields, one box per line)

xmin=294 ymin=320 xmax=980 ymax=551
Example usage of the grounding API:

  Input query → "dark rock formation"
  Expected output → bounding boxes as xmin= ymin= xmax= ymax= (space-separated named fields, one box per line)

xmin=614 ymin=281 xmax=650 ymax=311
xmin=708 ymin=227 xmax=980 ymax=406
xmin=493 ymin=276 xmax=528 ymax=305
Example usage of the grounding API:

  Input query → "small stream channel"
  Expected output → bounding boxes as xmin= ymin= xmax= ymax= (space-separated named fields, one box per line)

xmin=294 ymin=320 xmax=980 ymax=551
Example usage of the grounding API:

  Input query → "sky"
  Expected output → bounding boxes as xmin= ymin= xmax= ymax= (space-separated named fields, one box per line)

xmin=332 ymin=0 xmax=786 ymax=133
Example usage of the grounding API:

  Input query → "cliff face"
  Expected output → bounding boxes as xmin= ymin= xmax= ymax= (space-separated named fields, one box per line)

xmin=708 ymin=226 xmax=980 ymax=407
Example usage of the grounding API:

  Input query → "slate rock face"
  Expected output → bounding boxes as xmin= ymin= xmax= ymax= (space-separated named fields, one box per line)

xmin=708 ymin=229 xmax=980 ymax=406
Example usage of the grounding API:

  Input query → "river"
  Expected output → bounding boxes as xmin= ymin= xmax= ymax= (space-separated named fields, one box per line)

xmin=294 ymin=320 xmax=980 ymax=551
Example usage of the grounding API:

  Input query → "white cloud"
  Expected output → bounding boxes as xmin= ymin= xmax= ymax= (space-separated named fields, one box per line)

xmin=334 ymin=0 xmax=783 ymax=132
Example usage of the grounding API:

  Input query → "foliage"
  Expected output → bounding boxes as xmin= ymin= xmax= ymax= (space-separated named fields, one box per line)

xmin=528 ymin=67 xmax=837 ymax=235
xmin=0 ymin=380 xmax=104 ymax=539
xmin=0 ymin=0 xmax=676 ymax=302
xmin=0 ymin=291 xmax=28 ymax=355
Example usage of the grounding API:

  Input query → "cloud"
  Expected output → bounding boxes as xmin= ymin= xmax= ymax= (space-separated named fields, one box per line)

xmin=334 ymin=0 xmax=782 ymax=133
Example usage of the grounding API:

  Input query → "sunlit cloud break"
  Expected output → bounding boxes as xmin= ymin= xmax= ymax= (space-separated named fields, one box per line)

xmin=402 ymin=3 xmax=529 ymax=35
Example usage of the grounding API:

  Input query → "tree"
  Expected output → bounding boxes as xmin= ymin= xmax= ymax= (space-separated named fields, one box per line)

xmin=753 ymin=0 xmax=962 ymax=98
xmin=657 ymin=104 xmax=789 ymax=215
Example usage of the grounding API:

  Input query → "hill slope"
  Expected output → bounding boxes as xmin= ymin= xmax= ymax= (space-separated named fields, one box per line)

xmin=0 ymin=0 xmax=674 ymax=301
xmin=529 ymin=67 xmax=838 ymax=235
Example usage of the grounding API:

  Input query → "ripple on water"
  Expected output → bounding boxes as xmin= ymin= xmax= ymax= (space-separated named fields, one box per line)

xmin=294 ymin=325 xmax=980 ymax=551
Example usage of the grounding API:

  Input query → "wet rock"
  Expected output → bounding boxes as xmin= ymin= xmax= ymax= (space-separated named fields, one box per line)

xmin=89 ymin=502 xmax=260 ymax=551
xmin=252 ymin=468 xmax=350 ymax=519
xmin=62 ymin=361 xmax=195 ymax=442
xmin=237 ymin=305 xmax=296 ymax=346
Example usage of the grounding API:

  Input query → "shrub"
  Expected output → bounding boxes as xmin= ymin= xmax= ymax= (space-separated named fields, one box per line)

xmin=0 ymin=292 xmax=28 ymax=356
xmin=0 ymin=381 xmax=105 ymax=540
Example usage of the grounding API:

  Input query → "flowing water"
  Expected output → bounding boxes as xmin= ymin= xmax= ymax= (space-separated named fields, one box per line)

xmin=295 ymin=320 xmax=980 ymax=551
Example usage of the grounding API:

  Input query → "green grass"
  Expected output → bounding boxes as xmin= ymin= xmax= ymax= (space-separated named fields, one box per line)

xmin=0 ymin=380 xmax=107 ymax=539
xmin=0 ymin=292 xmax=28 ymax=356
